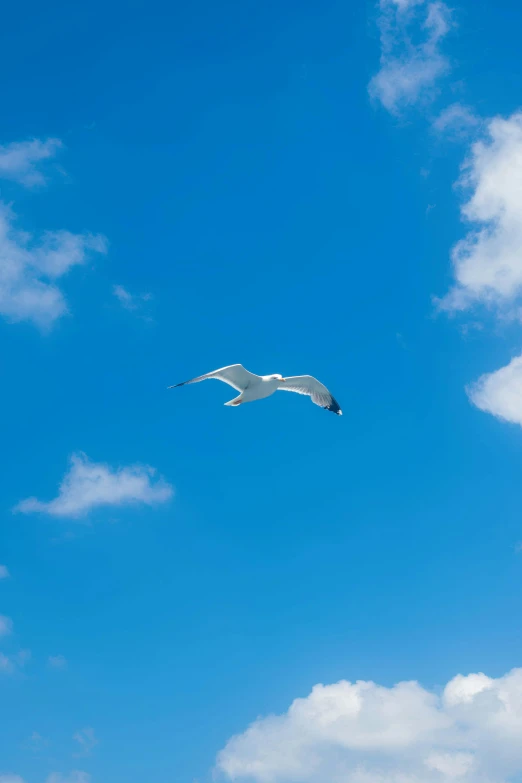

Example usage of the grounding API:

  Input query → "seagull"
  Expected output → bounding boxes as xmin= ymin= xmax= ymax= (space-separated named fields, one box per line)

xmin=168 ymin=364 xmax=342 ymax=415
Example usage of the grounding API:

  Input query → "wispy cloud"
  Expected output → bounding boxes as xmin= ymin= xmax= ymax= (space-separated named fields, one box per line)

xmin=0 ymin=653 xmax=13 ymax=674
xmin=218 ymin=668 xmax=522 ymax=783
xmin=47 ymin=655 xmax=67 ymax=669
xmin=48 ymin=654 xmax=67 ymax=670
xmin=432 ymin=102 xmax=480 ymax=138
xmin=369 ymin=0 xmax=452 ymax=114
xmin=0 ymin=615 xmax=13 ymax=637
xmin=0 ymin=202 xmax=107 ymax=329
xmin=47 ymin=774 xmax=90 ymax=783
xmin=0 ymin=776 xmax=25 ymax=783
xmin=439 ymin=112 xmax=522 ymax=314
xmin=113 ymin=284 xmax=152 ymax=310
xmin=72 ymin=728 xmax=98 ymax=758
xmin=113 ymin=284 xmax=153 ymax=320
xmin=14 ymin=452 xmax=173 ymax=520
xmin=22 ymin=731 xmax=48 ymax=753
xmin=0 ymin=137 xmax=63 ymax=187
xmin=0 ymin=565 xmax=9 ymax=580
xmin=0 ymin=648 xmax=30 ymax=675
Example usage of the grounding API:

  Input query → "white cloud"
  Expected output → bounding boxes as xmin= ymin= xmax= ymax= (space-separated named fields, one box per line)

xmin=440 ymin=113 xmax=522 ymax=312
xmin=72 ymin=728 xmax=98 ymax=758
xmin=0 ymin=202 xmax=107 ymax=329
xmin=217 ymin=668 xmax=522 ymax=783
xmin=466 ymin=354 xmax=522 ymax=426
xmin=0 ymin=565 xmax=9 ymax=580
xmin=0 ymin=615 xmax=13 ymax=637
xmin=14 ymin=452 xmax=173 ymax=519
xmin=433 ymin=103 xmax=480 ymax=138
xmin=0 ymin=137 xmax=62 ymax=187
xmin=113 ymin=284 xmax=152 ymax=313
xmin=48 ymin=654 xmax=67 ymax=669
xmin=368 ymin=0 xmax=452 ymax=114
xmin=0 ymin=777 xmax=25 ymax=783
xmin=47 ymin=774 xmax=90 ymax=783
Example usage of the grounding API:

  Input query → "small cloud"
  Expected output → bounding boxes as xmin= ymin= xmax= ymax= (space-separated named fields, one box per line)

xmin=16 ymin=649 xmax=31 ymax=667
xmin=0 ymin=648 xmax=30 ymax=675
xmin=0 ymin=653 xmax=13 ymax=674
xmin=0 ymin=137 xmax=63 ymax=187
xmin=459 ymin=321 xmax=484 ymax=338
xmin=369 ymin=0 xmax=452 ymax=114
xmin=22 ymin=731 xmax=48 ymax=753
xmin=0 ymin=202 xmax=107 ymax=330
xmin=48 ymin=654 xmax=67 ymax=670
xmin=47 ymin=774 xmax=90 ymax=783
xmin=113 ymin=284 xmax=135 ymax=309
xmin=113 ymin=284 xmax=153 ymax=320
xmin=0 ymin=565 xmax=9 ymax=579
xmin=72 ymin=728 xmax=98 ymax=758
xmin=14 ymin=452 xmax=173 ymax=520
xmin=433 ymin=103 xmax=480 ymax=138
xmin=0 ymin=615 xmax=13 ymax=637
xmin=515 ymin=542 xmax=522 ymax=553
xmin=0 ymin=776 xmax=25 ymax=783
xmin=467 ymin=354 xmax=522 ymax=426
xmin=395 ymin=331 xmax=408 ymax=349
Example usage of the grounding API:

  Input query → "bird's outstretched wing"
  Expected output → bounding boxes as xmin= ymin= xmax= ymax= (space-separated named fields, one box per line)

xmin=168 ymin=364 xmax=258 ymax=392
xmin=278 ymin=375 xmax=342 ymax=415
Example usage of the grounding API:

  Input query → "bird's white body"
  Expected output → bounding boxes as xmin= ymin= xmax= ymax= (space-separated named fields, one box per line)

xmin=226 ymin=374 xmax=282 ymax=406
xmin=170 ymin=364 xmax=342 ymax=416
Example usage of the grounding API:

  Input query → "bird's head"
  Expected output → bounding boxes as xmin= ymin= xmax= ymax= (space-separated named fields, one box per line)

xmin=271 ymin=374 xmax=286 ymax=382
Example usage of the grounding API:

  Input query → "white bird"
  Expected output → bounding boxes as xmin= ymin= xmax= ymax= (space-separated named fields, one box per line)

xmin=169 ymin=364 xmax=342 ymax=415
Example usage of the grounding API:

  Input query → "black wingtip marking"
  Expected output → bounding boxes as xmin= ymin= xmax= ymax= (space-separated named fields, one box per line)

xmin=325 ymin=398 xmax=342 ymax=415
xmin=168 ymin=382 xmax=187 ymax=389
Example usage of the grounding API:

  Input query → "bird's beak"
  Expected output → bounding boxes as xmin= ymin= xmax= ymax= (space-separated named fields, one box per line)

xmin=280 ymin=377 xmax=286 ymax=382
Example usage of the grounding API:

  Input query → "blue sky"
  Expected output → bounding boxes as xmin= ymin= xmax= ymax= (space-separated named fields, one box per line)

xmin=3 ymin=1 xmax=522 ymax=782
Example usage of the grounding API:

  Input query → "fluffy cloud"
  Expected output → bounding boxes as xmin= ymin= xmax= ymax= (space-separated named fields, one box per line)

xmin=467 ymin=354 xmax=522 ymax=426
xmin=14 ymin=452 xmax=173 ymax=519
xmin=0 ymin=137 xmax=62 ymax=187
xmin=440 ymin=113 xmax=522 ymax=312
xmin=0 ymin=565 xmax=9 ymax=580
xmin=217 ymin=668 xmax=522 ymax=783
xmin=368 ymin=0 xmax=451 ymax=113
xmin=0 ymin=202 xmax=107 ymax=329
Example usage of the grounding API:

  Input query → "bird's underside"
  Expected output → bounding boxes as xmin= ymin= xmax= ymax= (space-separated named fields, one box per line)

xmin=169 ymin=364 xmax=342 ymax=415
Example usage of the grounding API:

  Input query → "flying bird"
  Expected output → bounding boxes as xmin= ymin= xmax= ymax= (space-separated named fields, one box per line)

xmin=168 ymin=364 xmax=342 ymax=415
